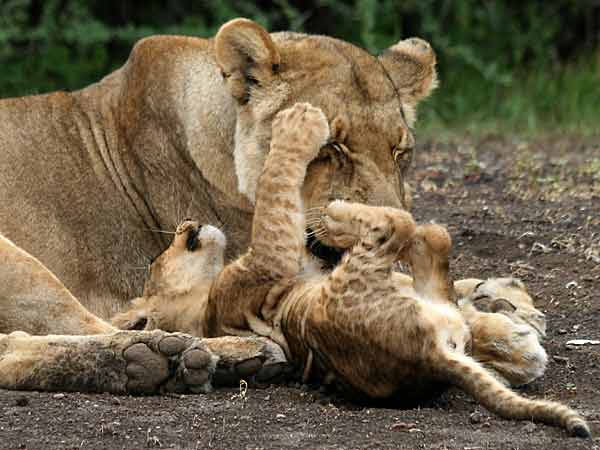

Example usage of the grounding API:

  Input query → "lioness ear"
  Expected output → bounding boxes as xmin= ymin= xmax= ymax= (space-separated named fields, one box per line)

xmin=215 ymin=18 xmax=281 ymax=103
xmin=378 ymin=37 xmax=438 ymax=124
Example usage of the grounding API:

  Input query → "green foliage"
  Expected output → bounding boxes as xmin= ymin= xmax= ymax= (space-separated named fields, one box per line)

xmin=0 ymin=0 xmax=598 ymax=133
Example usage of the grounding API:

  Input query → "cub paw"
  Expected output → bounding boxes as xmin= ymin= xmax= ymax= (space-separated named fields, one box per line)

xmin=272 ymin=102 xmax=330 ymax=161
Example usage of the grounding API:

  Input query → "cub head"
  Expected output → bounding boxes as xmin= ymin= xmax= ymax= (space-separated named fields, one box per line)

xmin=111 ymin=220 xmax=226 ymax=331
xmin=215 ymin=19 xmax=437 ymax=264
xmin=455 ymin=277 xmax=547 ymax=339
xmin=143 ymin=220 xmax=226 ymax=297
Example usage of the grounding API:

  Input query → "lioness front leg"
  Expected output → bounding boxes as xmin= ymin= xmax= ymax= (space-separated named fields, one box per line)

xmin=207 ymin=103 xmax=330 ymax=345
xmin=0 ymin=331 xmax=289 ymax=393
xmin=0 ymin=330 xmax=216 ymax=394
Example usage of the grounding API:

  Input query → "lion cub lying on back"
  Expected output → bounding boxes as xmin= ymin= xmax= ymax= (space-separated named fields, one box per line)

xmin=116 ymin=221 xmax=547 ymax=389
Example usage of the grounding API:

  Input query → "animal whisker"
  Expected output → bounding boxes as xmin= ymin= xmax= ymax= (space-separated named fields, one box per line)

xmin=305 ymin=219 xmax=324 ymax=228
xmin=305 ymin=228 xmax=326 ymax=238
xmin=129 ymin=226 xmax=176 ymax=235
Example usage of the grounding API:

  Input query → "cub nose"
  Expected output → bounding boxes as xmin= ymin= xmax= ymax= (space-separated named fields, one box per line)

xmin=185 ymin=224 xmax=203 ymax=251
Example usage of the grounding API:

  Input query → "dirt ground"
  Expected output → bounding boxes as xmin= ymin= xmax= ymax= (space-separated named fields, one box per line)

xmin=1 ymin=135 xmax=599 ymax=450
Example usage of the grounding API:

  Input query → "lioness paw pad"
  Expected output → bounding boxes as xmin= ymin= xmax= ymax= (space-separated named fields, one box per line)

xmin=122 ymin=332 xmax=216 ymax=395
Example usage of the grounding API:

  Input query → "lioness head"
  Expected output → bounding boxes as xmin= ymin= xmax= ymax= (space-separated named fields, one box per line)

xmin=215 ymin=19 xmax=437 ymax=263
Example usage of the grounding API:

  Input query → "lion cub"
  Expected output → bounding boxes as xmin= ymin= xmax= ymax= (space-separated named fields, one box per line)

xmin=454 ymin=278 xmax=548 ymax=387
xmin=394 ymin=267 xmax=548 ymax=386
xmin=111 ymin=221 xmax=226 ymax=336
xmin=204 ymin=102 xmax=590 ymax=437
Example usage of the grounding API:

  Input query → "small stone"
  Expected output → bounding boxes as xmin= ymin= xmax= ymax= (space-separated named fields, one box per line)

xmin=15 ymin=397 xmax=29 ymax=407
xmin=276 ymin=413 xmax=286 ymax=419
xmin=53 ymin=393 xmax=65 ymax=400
xmin=565 ymin=281 xmax=578 ymax=290
xmin=469 ymin=412 xmax=482 ymax=424
xmin=557 ymin=329 xmax=568 ymax=335
xmin=523 ymin=422 xmax=537 ymax=433
xmin=553 ymin=355 xmax=569 ymax=365
xmin=566 ymin=339 xmax=600 ymax=346
xmin=391 ymin=421 xmax=417 ymax=431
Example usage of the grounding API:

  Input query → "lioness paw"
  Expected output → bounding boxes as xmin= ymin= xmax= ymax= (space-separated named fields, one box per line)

xmin=122 ymin=331 xmax=217 ymax=395
xmin=272 ymin=103 xmax=330 ymax=160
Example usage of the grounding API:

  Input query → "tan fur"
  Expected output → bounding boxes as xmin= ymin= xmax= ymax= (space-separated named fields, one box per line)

xmin=0 ymin=18 xmax=436 ymax=318
xmin=454 ymin=277 xmax=548 ymax=386
xmin=455 ymin=277 xmax=547 ymax=339
xmin=111 ymin=221 xmax=226 ymax=336
xmin=0 ymin=234 xmax=114 ymax=335
xmin=204 ymin=103 xmax=590 ymax=437
xmin=393 ymin=272 xmax=548 ymax=386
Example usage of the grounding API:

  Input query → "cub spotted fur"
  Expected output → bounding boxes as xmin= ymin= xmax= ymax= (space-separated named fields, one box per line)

xmin=205 ymin=102 xmax=590 ymax=438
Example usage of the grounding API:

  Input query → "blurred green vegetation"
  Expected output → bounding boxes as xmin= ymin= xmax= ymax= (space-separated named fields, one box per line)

xmin=0 ymin=0 xmax=598 ymax=134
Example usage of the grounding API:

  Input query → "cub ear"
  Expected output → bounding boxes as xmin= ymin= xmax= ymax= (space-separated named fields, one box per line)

xmin=378 ymin=37 xmax=438 ymax=125
xmin=215 ymin=18 xmax=281 ymax=103
xmin=490 ymin=298 xmax=517 ymax=314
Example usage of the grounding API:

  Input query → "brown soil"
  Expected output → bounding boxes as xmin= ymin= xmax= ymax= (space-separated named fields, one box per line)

xmin=1 ymin=136 xmax=599 ymax=450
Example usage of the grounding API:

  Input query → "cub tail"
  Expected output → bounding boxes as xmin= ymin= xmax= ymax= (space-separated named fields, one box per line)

xmin=432 ymin=351 xmax=591 ymax=438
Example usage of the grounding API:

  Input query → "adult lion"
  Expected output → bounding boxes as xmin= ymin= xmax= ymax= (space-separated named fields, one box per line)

xmin=0 ymin=18 xmax=436 ymax=318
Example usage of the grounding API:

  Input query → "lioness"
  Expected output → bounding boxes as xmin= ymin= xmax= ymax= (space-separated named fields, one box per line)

xmin=0 ymin=18 xmax=436 ymax=318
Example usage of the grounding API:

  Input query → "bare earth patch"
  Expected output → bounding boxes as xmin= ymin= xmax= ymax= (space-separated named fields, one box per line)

xmin=1 ymin=136 xmax=599 ymax=449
